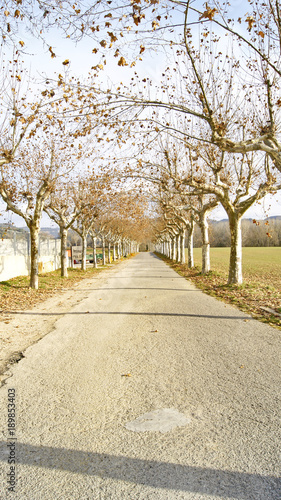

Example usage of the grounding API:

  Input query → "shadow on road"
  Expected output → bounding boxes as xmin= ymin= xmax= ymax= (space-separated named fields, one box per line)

xmin=0 ymin=441 xmax=279 ymax=499
xmin=2 ymin=311 xmax=252 ymax=320
xmin=104 ymin=276 xmax=184 ymax=279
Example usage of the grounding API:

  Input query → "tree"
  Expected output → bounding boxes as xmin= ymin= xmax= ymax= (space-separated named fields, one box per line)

xmin=132 ymin=143 xmax=217 ymax=270
xmin=158 ymin=188 xmax=191 ymax=265
xmin=181 ymin=0 xmax=281 ymax=170
xmin=134 ymin=135 xmax=280 ymax=283
xmin=0 ymin=0 xmax=168 ymax=64
xmin=0 ymin=107 xmax=83 ymax=288
xmin=1 ymin=145 xmax=62 ymax=288
xmin=7 ymin=0 xmax=281 ymax=180
xmin=73 ymin=0 xmax=281 ymax=192
xmin=182 ymin=147 xmax=281 ymax=283
xmin=70 ymin=178 xmax=101 ymax=270
xmin=0 ymin=58 xmax=41 ymax=168
xmin=192 ymin=194 xmax=218 ymax=274
xmin=44 ymin=180 xmax=86 ymax=277
xmin=102 ymin=189 xmax=150 ymax=257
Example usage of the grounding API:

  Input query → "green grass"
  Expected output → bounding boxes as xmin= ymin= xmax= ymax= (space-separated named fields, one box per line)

xmin=190 ymin=247 xmax=281 ymax=289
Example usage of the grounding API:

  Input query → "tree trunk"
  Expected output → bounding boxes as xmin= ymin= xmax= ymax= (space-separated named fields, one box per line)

xmin=113 ymin=243 xmax=116 ymax=261
xmin=228 ymin=213 xmax=243 ymax=284
xmin=102 ymin=237 xmax=106 ymax=265
xmin=108 ymin=241 xmax=111 ymax=263
xmin=200 ymin=213 xmax=210 ymax=274
xmin=187 ymin=223 xmax=194 ymax=268
xmin=177 ymin=233 xmax=181 ymax=262
xmin=93 ymin=236 xmax=97 ymax=268
xmin=60 ymin=226 xmax=68 ymax=277
xmin=169 ymin=239 xmax=172 ymax=259
xmin=181 ymin=230 xmax=186 ymax=264
xmin=172 ymin=238 xmax=176 ymax=260
xmin=29 ymin=223 xmax=40 ymax=289
xmin=81 ymin=235 xmax=87 ymax=271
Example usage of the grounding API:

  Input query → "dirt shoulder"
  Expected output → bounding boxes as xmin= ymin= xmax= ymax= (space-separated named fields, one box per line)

xmin=156 ymin=253 xmax=281 ymax=331
xmin=0 ymin=261 xmax=126 ymax=386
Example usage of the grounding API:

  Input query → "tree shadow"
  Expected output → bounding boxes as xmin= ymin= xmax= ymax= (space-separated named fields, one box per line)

xmin=0 ymin=441 xmax=279 ymax=499
xmin=105 ymin=276 xmax=183 ymax=279
xmin=2 ymin=310 xmax=253 ymax=320
xmin=44 ymin=288 xmax=203 ymax=292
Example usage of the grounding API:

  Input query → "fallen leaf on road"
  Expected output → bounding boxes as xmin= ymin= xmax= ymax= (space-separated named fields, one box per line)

xmin=121 ymin=373 xmax=131 ymax=377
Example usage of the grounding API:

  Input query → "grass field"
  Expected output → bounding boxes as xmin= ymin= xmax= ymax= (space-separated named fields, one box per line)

xmin=158 ymin=247 xmax=281 ymax=329
xmin=190 ymin=247 xmax=281 ymax=290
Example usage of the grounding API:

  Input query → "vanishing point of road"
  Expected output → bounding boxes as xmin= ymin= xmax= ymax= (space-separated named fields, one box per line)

xmin=0 ymin=252 xmax=280 ymax=499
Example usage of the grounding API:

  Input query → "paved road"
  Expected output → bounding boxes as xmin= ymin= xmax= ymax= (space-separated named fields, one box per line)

xmin=0 ymin=253 xmax=280 ymax=499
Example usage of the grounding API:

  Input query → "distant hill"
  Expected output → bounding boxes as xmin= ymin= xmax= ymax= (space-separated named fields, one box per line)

xmin=194 ymin=216 xmax=281 ymax=247
xmin=40 ymin=227 xmax=60 ymax=238
xmin=210 ymin=215 xmax=281 ymax=223
xmin=0 ymin=224 xmax=60 ymax=239
xmin=266 ymin=215 xmax=281 ymax=221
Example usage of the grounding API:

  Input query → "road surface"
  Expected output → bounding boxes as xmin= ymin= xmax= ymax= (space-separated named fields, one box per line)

xmin=0 ymin=253 xmax=280 ymax=499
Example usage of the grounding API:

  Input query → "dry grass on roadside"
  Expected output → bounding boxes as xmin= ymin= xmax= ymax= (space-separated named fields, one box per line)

xmin=0 ymin=260 xmax=125 ymax=315
xmin=156 ymin=250 xmax=281 ymax=330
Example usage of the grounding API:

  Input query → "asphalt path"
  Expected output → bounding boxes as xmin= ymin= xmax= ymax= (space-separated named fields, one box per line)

xmin=0 ymin=252 xmax=280 ymax=499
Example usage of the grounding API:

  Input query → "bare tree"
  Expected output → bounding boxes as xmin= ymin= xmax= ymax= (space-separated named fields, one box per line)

xmin=0 ymin=143 xmax=71 ymax=288
xmin=182 ymin=148 xmax=281 ymax=283
xmin=44 ymin=180 xmax=86 ymax=277
xmin=0 ymin=107 xmax=83 ymax=288
xmin=0 ymin=58 xmax=42 ymax=168
xmin=191 ymin=194 xmax=218 ymax=274
xmin=70 ymin=178 xmax=101 ymax=271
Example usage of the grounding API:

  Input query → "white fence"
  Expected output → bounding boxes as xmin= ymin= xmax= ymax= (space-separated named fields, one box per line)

xmin=0 ymin=230 xmax=61 ymax=281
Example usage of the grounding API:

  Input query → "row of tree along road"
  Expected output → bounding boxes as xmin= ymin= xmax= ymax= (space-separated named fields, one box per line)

xmin=0 ymin=225 xmax=140 ymax=282
xmin=0 ymin=0 xmax=281 ymax=286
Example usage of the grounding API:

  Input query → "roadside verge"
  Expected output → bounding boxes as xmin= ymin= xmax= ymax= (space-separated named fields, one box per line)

xmin=155 ymin=253 xmax=281 ymax=331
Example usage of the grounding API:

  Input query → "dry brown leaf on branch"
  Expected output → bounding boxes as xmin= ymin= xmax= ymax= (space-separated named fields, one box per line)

xmin=118 ymin=56 xmax=127 ymax=66
xmin=199 ymin=4 xmax=218 ymax=21
xmin=49 ymin=46 xmax=56 ymax=58
xmin=246 ymin=16 xmax=255 ymax=31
